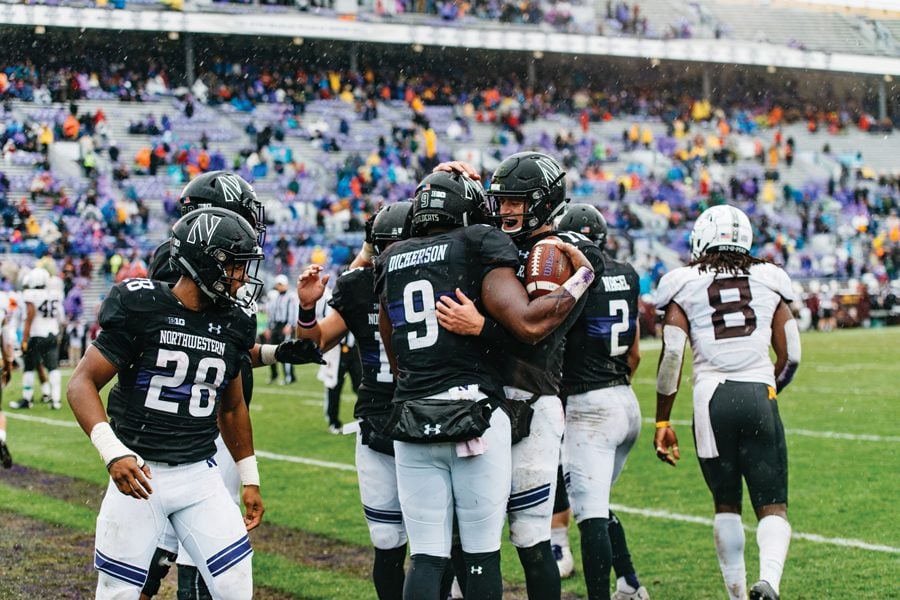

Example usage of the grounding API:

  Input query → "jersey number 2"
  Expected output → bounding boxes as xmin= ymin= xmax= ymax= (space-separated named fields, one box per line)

xmin=145 ymin=349 xmax=226 ymax=417
xmin=707 ymin=279 xmax=757 ymax=340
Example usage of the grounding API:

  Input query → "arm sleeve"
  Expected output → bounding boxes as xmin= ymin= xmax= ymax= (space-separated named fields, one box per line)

xmin=478 ymin=227 xmax=520 ymax=272
xmin=328 ymin=272 xmax=351 ymax=316
xmin=93 ymin=285 xmax=140 ymax=368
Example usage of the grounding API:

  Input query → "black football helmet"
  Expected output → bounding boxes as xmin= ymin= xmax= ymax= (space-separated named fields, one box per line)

xmin=179 ymin=171 xmax=266 ymax=246
xmin=558 ymin=203 xmax=608 ymax=247
xmin=411 ymin=171 xmax=486 ymax=236
xmin=170 ymin=207 xmax=264 ymax=309
xmin=371 ymin=200 xmax=413 ymax=255
xmin=485 ymin=151 xmax=568 ymax=241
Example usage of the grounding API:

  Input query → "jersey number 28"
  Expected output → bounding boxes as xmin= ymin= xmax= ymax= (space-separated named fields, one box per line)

xmin=144 ymin=349 xmax=226 ymax=417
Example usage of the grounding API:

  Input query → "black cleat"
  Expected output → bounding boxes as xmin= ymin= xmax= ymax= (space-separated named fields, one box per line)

xmin=41 ymin=393 xmax=52 ymax=404
xmin=9 ymin=399 xmax=32 ymax=410
xmin=750 ymin=580 xmax=779 ymax=600
xmin=0 ymin=440 xmax=12 ymax=469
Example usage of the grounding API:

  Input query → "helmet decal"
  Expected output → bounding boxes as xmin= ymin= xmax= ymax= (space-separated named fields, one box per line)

xmin=186 ymin=212 xmax=223 ymax=245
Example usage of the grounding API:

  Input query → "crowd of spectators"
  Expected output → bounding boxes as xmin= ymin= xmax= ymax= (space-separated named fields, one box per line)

xmin=1 ymin=51 xmax=898 ymax=334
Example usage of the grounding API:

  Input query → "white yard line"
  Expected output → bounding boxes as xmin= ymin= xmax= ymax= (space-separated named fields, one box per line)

xmin=10 ymin=414 xmax=898 ymax=554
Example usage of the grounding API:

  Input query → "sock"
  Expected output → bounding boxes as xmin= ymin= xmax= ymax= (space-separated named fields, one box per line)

xmin=579 ymin=518 xmax=612 ymax=600
xmin=714 ymin=513 xmax=747 ymax=600
xmin=49 ymin=370 xmax=61 ymax=403
xmin=463 ymin=550 xmax=502 ymax=600
xmin=373 ymin=545 xmax=406 ymax=600
xmin=608 ymin=511 xmax=640 ymax=590
xmin=757 ymin=515 xmax=791 ymax=595
xmin=403 ymin=554 xmax=448 ymax=600
xmin=22 ymin=371 xmax=35 ymax=402
xmin=551 ymin=526 xmax=570 ymax=549
xmin=0 ymin=430 xmax=6 ymax=443
xmin=516 ymin=541 xmax=561 ymax=600
xmin=141 ymin=547 xmax=177 ymax=597
xmin=176 ymin=564 xmax=212 ymax=600
xmin=450 ymin=540 xmax=467 ymax=593
xmin=41 ymin=381 xmax=51 ymax=397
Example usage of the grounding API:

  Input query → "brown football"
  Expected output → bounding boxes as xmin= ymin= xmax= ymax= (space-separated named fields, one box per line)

xmin=524 ymin=236 xmax=573 ymax=298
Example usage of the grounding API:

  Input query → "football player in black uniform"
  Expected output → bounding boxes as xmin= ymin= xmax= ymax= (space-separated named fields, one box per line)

xmin=375 ymin=171 xmax=595 ymax=600
xmin=139 ymin=171 xmax=321 ymax=600
xmin=557 ymin=204 xmax=649 ymax=600
xmin=295 ymin=201 xmax=413 ymax=600
xmin=434 ymin=154 xmax=604 ymax=600
xmin=67 ymin=208 xmax=266 ymax=599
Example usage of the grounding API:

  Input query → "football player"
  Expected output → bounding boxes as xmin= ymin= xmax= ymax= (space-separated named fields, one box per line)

xmin=654 ymin=205 xmax=801 ymax=600
xmin=1 ymin=290 xmax=14 ymax=468
xmin=67 ymin=207 xmax=266 ymax=599
xmin=295 ymin=201 xmax=412 ymax=600
xmin=557 ymin=204 xmax=649 ymax=600
xmin=10 ymin=267 xmax=63 ymax=410
xmin=375 ymin=171 xmax=595 ymax=600
xmin=434 ymin=153 xmax=604 ymax=600
xmin=140 ymin=171 xmax=321 ymax=600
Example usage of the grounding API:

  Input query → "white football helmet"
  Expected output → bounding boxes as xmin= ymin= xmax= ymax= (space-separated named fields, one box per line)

xmin=24 ymin=267 xmax=51 ymax=289
xmin=690 ymin=205 xmax=753 ymax=260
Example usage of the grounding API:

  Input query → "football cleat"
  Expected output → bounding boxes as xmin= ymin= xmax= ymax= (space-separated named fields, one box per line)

xmin=50 ymin=402 xmax=62 ymax=411
xmin=750 ymin=580 xmax=779 ymax=600
xmin=551 ymin=543 xmax=575 ymax=579
xmin=41 ymin=393 xmax=52 ymax=404
xmin=0 ymin=440 xmax=12 ymax=469
xmin=9 ymin=399 xmax=32 ymax=410
xmin=612 ymin=586 xmax=651 ymax=600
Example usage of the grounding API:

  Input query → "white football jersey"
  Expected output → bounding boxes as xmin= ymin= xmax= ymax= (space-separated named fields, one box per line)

xmin=23 ymin=287 xmax=62 ymax=337
xmin=655 ymin=262 xmax=794 ymax=388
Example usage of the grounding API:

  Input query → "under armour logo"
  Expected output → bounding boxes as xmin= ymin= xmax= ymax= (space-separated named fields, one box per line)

xmin=209 ymin=323 xmax=222 ymax=334
xmin=470 ymin=566 xmax=483 ymax=575
xmin=423 ymin=423 xmax=441 ymax=436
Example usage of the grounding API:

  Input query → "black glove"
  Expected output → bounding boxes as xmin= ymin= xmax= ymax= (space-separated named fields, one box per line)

xmin=275 ymin=339 xmax=326 ymax=365
xmin=364 ymin=211 xmax=377 ymax=246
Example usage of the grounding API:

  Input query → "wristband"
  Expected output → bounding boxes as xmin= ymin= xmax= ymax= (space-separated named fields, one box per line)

xmin=90 ymin=422 xmax=144 ymax=469
xmin=259 ymin=344 xmax=278 ymax=366
xmin=236 ymin=455 xmax=260 ymax=487
xmin=561 ymin=267 xmax=595 ymax=302
xmin=297 ymin=306 xmax=317 ymax=329
xmin=655 ymin=421 xmax=671 ymax=429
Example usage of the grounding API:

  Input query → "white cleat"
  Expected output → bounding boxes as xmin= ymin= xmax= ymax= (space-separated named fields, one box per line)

xmin=612 ymin=586 xmax=650 ymax=600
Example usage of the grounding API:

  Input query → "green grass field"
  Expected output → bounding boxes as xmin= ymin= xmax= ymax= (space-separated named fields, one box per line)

xmin=1 ymin=327 xmax=898 ymax=599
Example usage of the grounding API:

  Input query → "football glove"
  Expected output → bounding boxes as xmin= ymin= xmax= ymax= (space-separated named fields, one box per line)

xmin=275 ymin=339 xmax=326 ymax=365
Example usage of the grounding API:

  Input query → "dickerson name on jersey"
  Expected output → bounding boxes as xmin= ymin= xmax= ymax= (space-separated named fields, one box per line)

xmin=387 ymin=243 xmax=449 ymax=272
xmin=158 ymin=330 xmax=226 ymax=356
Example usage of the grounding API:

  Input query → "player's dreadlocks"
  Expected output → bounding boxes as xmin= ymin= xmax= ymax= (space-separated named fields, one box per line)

xmin=690 ymin=250 xmax=773 ymax=276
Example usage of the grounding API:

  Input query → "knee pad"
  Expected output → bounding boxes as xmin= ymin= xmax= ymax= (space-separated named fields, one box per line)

xmin=207 ymin=558 xmax=253 ymax=600
xmin=97 ymin=572 xmax=143 ymax=599
xmin=369 ymin=522 xmax=408 ymax=550
xmin=509 ymin=511 xmax=550 ymax=549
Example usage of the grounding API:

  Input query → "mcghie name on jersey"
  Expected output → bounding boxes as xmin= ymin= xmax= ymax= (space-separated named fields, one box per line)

xmin=159 ymin=330 xmax=226 ymax=356
xmin=387 ymin=244 xmax=449 ymax=272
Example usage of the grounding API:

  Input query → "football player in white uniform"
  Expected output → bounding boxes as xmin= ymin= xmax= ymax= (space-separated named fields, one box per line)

xmin=11 ymin=267 xmax=64 ymax=410
xmin=1 ymin=290 xmax=15 ymax=467
xmin=654 ymin=205 xmax=801 ymax=600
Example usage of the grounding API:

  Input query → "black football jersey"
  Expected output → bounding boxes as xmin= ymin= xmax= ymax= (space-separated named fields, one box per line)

xmin=93 ymin=279 xmax=256 ymax=464
xmin=500 ymin=230 xmax=605 ymax=396
xmin=374 ymin=225 xmax=519 ymax=403
xmin=147 ymin=239 xmax=179 ymax=284
xmin=329 ymin=267 xmax=394 ymax=419
xmin=561 ymin=255 xmax=639 ymax=396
